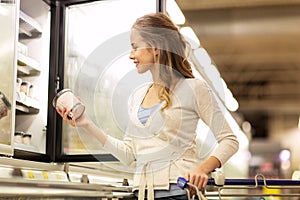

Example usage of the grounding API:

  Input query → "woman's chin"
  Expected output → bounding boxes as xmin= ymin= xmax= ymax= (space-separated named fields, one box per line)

xmin=136 ymin=68 xmax=147 ymax=74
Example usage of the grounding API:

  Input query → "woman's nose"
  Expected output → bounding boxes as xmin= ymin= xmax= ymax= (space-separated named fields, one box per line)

xmin=129 ymin=51 xmax=134 ymax=59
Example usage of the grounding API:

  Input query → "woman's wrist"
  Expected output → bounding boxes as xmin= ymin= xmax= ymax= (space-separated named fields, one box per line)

xmin=197 ymin=156 xmax=221 ymax=174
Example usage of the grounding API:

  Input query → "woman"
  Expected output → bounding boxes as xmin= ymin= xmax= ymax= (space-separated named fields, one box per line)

xmin=57 ymin=13 xmax=239 ymax=200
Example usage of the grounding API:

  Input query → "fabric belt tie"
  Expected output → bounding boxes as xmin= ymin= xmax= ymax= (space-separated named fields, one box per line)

xmin=136 ymin=146 xmax=192 ymax=200
xmin=138 ymin=163 xmax=154 ymax=200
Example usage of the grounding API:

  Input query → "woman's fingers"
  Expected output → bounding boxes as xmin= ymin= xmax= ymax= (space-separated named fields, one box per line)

xmin=185 ymin=173 xmax=209 ymax=193
xmin=196 ymin=176 xmax=208 ymax=190
xmin=56 ymin=107 xmax=76 ymax=126
xmin=56 ymin=107 xmax=62 ymax=117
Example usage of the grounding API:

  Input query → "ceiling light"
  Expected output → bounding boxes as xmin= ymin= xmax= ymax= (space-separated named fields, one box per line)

xmin=279 ymin=149 xmax=291 ymax=162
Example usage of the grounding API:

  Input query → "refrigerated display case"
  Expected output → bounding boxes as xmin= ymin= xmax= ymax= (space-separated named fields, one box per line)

xmin=0 ymin=0 xmax=160 ymax=163
xmin=0 ymin=0 xmax=71 ymax=161
xmin=0 ymin=1 xmax=159 ymax=196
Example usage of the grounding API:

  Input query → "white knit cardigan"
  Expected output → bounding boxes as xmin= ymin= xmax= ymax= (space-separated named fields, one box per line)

xmin=104 ymin=78 xmax=239 ymax=200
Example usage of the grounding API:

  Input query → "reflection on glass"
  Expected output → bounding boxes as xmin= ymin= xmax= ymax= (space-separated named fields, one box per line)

xmin=64 ymin=0 xmax=156 ymax=155
xmin=0 ymin=1 xmax=17 ymax=154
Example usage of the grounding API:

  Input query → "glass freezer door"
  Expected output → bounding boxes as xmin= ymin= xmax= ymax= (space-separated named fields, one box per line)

xmin=0 ymin=0 xmax=18 ymax=156
xmin=61 ymin=0 xmax=156 ymax=158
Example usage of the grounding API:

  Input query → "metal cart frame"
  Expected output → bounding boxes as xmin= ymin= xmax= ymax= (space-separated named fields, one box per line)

xmin=178 ymin=174 xmax=300 ymax=200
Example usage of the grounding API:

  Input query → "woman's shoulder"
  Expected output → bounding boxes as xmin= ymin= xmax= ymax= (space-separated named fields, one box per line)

xmin=183 ymin=78 xmax=210 ymax=90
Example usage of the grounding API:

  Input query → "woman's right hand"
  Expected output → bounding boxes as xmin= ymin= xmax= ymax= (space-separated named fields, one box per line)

xmin=56 ymin=106 xmax=90 ymax=127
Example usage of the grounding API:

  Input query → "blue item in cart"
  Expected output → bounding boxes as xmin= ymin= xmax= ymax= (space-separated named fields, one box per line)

xmin=177 ymin=177 xmax=207 ymax=200
xmin=177 ymin=177 xmax=189 ymax=189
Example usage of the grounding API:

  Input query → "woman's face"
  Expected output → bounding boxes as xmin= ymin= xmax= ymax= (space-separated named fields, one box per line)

xmin=129 ymin=30 xmax=156 ymax=74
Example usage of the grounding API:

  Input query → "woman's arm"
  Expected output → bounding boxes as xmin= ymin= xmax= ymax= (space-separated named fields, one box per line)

xmin=56 ymin=107 xmax=108 ymax=145
xmin=194 ymin=80 xmax=239 ymax=164
xmin=189 ymin=79 xmax=239 ymax=191
xmin=56 ymin=107 xmax=135 ymax=165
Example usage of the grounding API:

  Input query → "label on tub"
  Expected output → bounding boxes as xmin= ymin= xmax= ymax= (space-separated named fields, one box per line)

xmin=22 ymin=169 xmax=69 ymax=182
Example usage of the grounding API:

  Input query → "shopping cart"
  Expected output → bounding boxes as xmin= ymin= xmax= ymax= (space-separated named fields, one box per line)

xmin=177 ymin=173 xmax=300 ymax=200
xmin=177 ymin=176 xmax=208 ymax=200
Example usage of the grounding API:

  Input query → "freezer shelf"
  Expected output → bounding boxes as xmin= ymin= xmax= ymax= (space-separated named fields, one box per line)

xmin=19 ymin=10 xmax=42 ymax=39
xmin=0 ymin=177 xmax=133 ymax=199
xmin=17 ymin=52 xmax=41 ymax=76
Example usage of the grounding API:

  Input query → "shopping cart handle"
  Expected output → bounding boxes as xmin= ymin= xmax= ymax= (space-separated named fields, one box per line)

xmin=177 ymin=177 xmax=189 ymax=189
xmin=178 ymin=174 xmax=224 ymax=189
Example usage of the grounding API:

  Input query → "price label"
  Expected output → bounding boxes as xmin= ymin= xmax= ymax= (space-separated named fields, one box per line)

xmin=42 ymin=171 xmax=49 ymax=180
xmin=27 ymin=171 xmax=35 ymax=179
xmin=55 ymin=173 xmax=61 ymax=180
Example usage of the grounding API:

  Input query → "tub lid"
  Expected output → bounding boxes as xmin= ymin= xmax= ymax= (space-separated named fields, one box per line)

xmin=52 ymin=88 xmax=72 ymax=107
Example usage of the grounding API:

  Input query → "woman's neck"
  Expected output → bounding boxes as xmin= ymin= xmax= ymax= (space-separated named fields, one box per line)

xmin=141 ymin=83 xmax=163 ymax=108
xmin=152 ymin=76 xmax=181 ymax=91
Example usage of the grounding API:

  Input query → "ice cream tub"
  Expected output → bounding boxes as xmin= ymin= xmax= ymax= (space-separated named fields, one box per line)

xmin=52 ymin=89 xmax=85 ymax=120
xmin=20 ymin=81 xmax=31 ymax=96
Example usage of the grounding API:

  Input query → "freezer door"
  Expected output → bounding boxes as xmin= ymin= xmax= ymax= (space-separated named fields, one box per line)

xmin=0 ymin=0 xmax=18 ymax=156
xmin=61 ymin=0 xmax=156 ymax=157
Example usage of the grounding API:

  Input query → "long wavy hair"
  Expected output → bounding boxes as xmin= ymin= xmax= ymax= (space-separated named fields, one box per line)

xmin=132 ymin=12 xmax=194 ymax=111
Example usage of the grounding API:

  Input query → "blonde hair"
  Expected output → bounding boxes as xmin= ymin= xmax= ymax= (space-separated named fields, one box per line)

xmin=132 ymin=13 xmax=194 ymax=111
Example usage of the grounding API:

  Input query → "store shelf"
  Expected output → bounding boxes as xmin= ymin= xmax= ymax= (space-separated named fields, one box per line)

xmin=17 ymin=53 xmax=41 ymax=76
xmin=16 ymin=102 xmax=39 ymax=115
xmin=16 ymin=93 xmax=39 ymax=114
xmin=0 ymin=177 xmax=133 ymax=198
xmin=14 ymin=143 xmax=38 ymax=152
xmin=19 ymin=11 xmax=42 ymax=39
